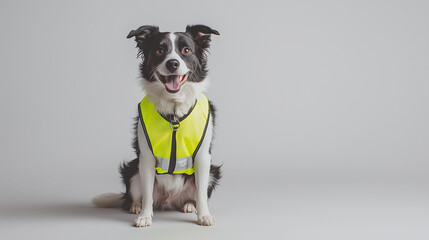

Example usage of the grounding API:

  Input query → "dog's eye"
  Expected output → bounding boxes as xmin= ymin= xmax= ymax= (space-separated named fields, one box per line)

xmin=156 ymin=49 xmax=165 ymax=55
xmin=182 ymin=47 xmax=191 ymax=55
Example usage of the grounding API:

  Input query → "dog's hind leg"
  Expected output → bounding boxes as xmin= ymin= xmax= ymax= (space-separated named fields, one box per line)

xmin=182 ymin=202 xmax=196 ymax=213
xmin=129 ymin=173 xmax=143 ymax=214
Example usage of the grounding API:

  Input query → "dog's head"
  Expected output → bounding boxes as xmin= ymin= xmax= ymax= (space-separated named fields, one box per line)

xmin=127 ymin=25 xmax=219 ymax=102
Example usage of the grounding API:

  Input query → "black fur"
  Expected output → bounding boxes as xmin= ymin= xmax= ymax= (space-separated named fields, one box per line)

xmin=131 ymin=116 xmax=140 ymax=157
xmin=208 ymin=102 xmax=216 ymax=154
xmin=119 ymin=116 xmax=141 ymax=211
xmin=119 ymin=157 xmax=139 ymax=211
xmin=208 ymin=164 xmax=222 ymax=198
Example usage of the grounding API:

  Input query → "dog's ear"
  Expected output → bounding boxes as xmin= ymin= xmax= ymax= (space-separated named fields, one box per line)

xmin=127 ymin=25 xmax=159 ymax=42
xmin=186 ymin=25 xmax=220 ymax=49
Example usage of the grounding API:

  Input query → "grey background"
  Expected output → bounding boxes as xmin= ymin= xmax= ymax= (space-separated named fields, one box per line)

xmin=1 ymin=0 xmax=428 ymax=239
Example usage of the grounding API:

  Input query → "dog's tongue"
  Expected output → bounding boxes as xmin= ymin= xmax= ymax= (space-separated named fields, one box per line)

xmin=165 ymin=75 xmax=181 ymax=91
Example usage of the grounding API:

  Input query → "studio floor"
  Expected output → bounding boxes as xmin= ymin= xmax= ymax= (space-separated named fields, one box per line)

xmin=1 ymin=179 xmax=428 ymax=240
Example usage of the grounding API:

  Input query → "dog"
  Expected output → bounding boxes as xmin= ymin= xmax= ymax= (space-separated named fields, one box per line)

xmin=92 ymin=25 xmax=221 ymax=227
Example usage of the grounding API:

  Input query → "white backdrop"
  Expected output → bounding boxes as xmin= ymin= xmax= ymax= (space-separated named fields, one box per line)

xmin=1 ymin=1 xmax=428 ymax=239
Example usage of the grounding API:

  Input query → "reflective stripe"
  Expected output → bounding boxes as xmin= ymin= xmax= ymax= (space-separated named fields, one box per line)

xmin=155 ymin=156 xmax=194 ymax=173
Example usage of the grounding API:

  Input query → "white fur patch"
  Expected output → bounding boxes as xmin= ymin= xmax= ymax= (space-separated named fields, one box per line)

xmin=155 ymin=174 xmax=186 ymax=195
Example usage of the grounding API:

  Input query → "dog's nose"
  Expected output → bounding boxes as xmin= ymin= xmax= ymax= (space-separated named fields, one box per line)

xmin=166 ymin=59 xmax=180 ymax=73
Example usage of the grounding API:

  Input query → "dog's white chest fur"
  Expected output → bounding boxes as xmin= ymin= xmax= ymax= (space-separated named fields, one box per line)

xmin=155 ymin=175 xmax=186 ymax=195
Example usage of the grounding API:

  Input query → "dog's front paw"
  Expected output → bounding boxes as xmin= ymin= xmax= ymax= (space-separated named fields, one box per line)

xmin=135 ymin=215 xmax=152 ymax=227
xmin=197 ymin=215 xmax=215 ymax=226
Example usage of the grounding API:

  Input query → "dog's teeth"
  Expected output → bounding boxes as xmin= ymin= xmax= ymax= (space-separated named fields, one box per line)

xmin=179 ymin=75 xmax=183 ymax=81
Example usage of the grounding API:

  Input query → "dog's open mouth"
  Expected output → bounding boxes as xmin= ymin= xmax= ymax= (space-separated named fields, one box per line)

xmin=158 ymin=73 xmax=189 ymax=93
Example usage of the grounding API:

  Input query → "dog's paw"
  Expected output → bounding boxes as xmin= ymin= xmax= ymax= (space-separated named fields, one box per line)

xmin=182 ymin=202 xmax=196 ymax=213
xmin=135 ymin=215 xmax=152 ymax=227
xmin=129 ymin=202 xmax=142 ymax=214
xmin=197 ymin=215 xmax=215 ymax=226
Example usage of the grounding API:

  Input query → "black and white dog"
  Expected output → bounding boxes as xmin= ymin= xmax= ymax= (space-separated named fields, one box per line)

xmin=92 ymin=25 xmax=221 ymax=227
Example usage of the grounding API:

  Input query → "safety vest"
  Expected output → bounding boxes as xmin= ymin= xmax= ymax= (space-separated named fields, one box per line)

xmin=138 ymin=94 xmax=210 ymax=175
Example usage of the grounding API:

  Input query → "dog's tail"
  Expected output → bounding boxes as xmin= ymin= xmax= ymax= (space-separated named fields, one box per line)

xmin=91 ymin=193 xmax=124 ymax=208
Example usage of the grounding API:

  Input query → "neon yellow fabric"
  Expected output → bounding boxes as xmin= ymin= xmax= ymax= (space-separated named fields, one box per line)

xmin=139 ymin=94 xmax=210 ymax=175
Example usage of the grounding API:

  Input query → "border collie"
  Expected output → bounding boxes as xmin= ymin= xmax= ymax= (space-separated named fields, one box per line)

xmin=92 ymin=25 xmax=221 ymax=227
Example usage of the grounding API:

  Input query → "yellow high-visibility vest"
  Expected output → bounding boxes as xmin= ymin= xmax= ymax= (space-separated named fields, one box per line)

xmin=138 ymin=94 xmax=210 ymax=175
